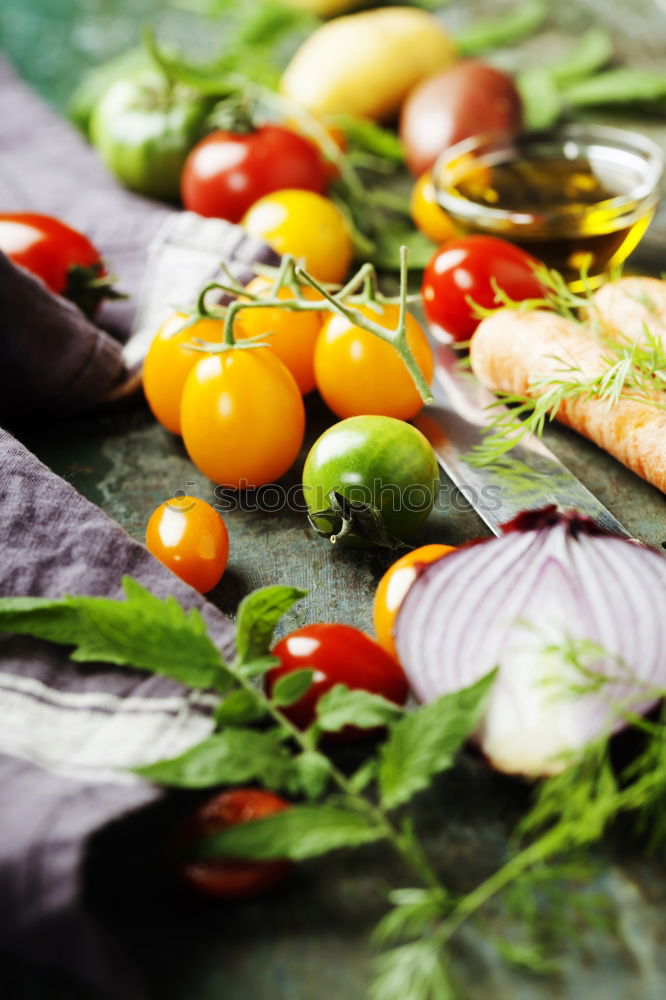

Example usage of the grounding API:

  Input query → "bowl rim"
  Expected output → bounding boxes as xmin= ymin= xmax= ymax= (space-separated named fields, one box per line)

xmin=432 ymin=123 xmax=665 ymax=230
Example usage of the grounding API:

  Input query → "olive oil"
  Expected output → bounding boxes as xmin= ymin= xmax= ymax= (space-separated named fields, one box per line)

xmin=443 ymin=152 xmax=657 ymax=290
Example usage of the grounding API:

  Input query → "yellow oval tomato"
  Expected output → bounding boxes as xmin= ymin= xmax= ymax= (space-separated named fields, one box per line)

xmin=180 ymin=348 xmax=306 ymax=489
xmin=143 ymin=313 xmax=224 ymax=435
xmin=146 ymin=495 xmax=230 ymax=594
xmin=241 ymin=189 xmax=353 ymax=284
xmin=410 ymin=172 xmax=458 ymax=245
xmin=234 ymin=277 xmax=324 ymax=394
xmin=374 ymin=544 xmax=455 ymax=658
xmin=314 ymin=303 xmax=434 ymax=420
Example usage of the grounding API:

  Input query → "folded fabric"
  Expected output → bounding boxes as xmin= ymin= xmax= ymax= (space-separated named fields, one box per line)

xmin=0 ymin=427 xmax=236 ymax=1000
xmin=0 ymin=55 xmax=276 ymax=1000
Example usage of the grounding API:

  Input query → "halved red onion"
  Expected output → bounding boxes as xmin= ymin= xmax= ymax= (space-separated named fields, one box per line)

xmin=395 ymin=508 xmax=666 ymax=777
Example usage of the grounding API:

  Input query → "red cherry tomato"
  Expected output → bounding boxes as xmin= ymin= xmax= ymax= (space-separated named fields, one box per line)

xmin=421 ymin=235 xmax=544 ymax=342
xmin=0 ymin=212 xmax=111 ymax=315
xmin=266 ymin=624 xmax=409 ymax=739
xmin=145 ymin=496 xmax=229 ymax=593
xmin=181 ymin=125 xmax=328 ymax=223
xmin=176 ymin=789 xmax=291 ymax=900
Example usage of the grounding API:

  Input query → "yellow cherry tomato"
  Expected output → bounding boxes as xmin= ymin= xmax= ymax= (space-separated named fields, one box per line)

xmin=374 ymin=544 xmax=456 ymax=658
xmin=410 ymin=172 xmax=458 ymax=245
xmin=234 ymin=277 xmax=325 ymax=394
xmin=314 ymin=303 xmax=434 ymax=420
xmin=146 ymin=495 xmax=230 ymax=594
xmin=180 ymin=348 xmax=306 ymax=489
xmin=143 ymin=313 xmax=224 ymax=435
xmin=241 ymin=189 xmax=353 ymax=284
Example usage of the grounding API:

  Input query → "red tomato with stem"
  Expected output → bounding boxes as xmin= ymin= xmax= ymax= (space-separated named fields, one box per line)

xmin=0 ymin=212 xmax=113 ymax=316
xmin=145 ymin=495 xmax=229 ymax=593
xmin=176 ymin=788 xmax=292 ymax=899
xmin=181 ymin=125 xmax=328 ymax=223
xmin=266 ymin=624 xmax=409 ymax=739
xmin=421 ymin=235 xmax=544 ymax=342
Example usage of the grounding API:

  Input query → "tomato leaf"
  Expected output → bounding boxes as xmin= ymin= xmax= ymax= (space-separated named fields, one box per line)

xmin=215 ymin=689 xmax=267 ymax=726
xmin=235 ymin=585 xmax=307 ymax=666
xmin=289 ymin=751 xmax=332 ymax=801
xmin=238 ymin=655 xmax=282 ymax=679
xmin=378 ymin=671 xmax=497 ymax=810
xmin=193 ymin=804 xmax=385 ymax=861
xmin=0 ymin=577 xmax=232 ymax=693
xmin=348 ymin=758 xmax=379 ymax=795
xmin=133 ymin=728 xmax=292 ymax=790
xmin=272 ymin=668 xmax=315 ymax=707
xmin=315 ymin=684 xmax=405 ymax=733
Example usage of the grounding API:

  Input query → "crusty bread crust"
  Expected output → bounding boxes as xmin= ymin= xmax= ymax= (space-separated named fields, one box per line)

xmin=470 ymin=309 xmax=666 ymax=494
xmin=590 ymin=276 xmax=666 ymax=349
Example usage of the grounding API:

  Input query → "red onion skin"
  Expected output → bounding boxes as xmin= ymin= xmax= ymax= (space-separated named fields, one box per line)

xmin=394 ymin=508 xmax=666 ymax=777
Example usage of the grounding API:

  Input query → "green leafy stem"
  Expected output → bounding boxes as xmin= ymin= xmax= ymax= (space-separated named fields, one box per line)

xmin=1 ymin=581 xmax=665 ymax=1000
xmin=185 ymin=247 xmax=434 ymax=407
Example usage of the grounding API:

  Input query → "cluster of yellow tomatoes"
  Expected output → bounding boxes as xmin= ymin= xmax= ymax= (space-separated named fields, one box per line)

xmin=142 ymin=246 xmax=435 ymax=493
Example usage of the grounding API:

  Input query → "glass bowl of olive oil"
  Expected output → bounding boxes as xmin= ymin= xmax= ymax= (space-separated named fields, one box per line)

xmin=433 ymin=124 xmax=664 ymax=290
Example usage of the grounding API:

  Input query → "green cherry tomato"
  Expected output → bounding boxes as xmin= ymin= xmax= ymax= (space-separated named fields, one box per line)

xmin=90 ymin=72 xmax=209 ymax=200
xmin=302 ymin=415 xmax=440 ymax=547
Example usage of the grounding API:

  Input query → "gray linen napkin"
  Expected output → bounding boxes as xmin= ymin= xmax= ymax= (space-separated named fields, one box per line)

xmin=0 ymin=55 xmax=276 ymax=999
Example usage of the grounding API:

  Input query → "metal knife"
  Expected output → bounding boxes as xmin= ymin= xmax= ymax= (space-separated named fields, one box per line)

xmin=412 ymin=342 xmax=631 ymax=539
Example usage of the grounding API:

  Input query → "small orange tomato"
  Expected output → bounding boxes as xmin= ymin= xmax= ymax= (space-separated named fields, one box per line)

xmin=234 ymin=277 xmax=324 ymax=394
xmin=241 ymin=189 xmax=353 ymax=284
xmin=314 ymin=303 xmax=434 ymax=420
xmin=146 ymin=495 xmax=229 ymax=593
xmin=143 ymin=313 xmax=224 ymax=435
xmin=374 ymin=544 xmax=455 ymax=658
xmin=180 ymin=348 xmax=305 ymax=489
xmin=410 ymin=172 xmax=458 ymax=245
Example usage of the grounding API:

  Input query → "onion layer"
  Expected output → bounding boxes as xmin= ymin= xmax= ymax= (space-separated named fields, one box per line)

xmin=395 ymin=508 xmax=666 ymax=777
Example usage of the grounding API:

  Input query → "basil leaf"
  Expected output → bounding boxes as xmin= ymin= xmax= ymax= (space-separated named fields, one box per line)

xmin=272 ymin=668 xmax=315 ymax=707
xmin=215 ymin=689 xmax=267 ymax=726
xmin=370 ymin=226 xmax=435 ymax=272
xmin=238 ymin=654 xmax=281 ymax=679
xmin=133 ymin=728 xmax=292 ymax=790
xmin=316 ymin=684 xmax=404 ymax=733
xmin=235 ymin=585 xmax=306 ymax=665
xmin=194 ymin=804 xmax=385 ymax=861
xmin=0 ymin=576 xmax=232 ymax=693
xmin=378 ymin=671 xmax=496 ymax=810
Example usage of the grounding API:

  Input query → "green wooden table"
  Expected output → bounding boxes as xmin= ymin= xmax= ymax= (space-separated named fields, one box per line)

xmin=2 ymin=2 xmax=666 ymax=999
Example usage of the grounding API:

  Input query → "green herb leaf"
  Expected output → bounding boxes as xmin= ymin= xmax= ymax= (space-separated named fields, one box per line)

xmin=235 ymin=585 xmax=306 ymax=665
xmin=369 ymin=226 xmax=435 ymax=273
xmin=195 ymin=803 xmax=385 ymax=861
xmin=289 ymin=751 xmax=332 ymax=801
xmin=455 ymin=0 xmax=547 ymax=58
xmin=547 ymin=27 xmax=614 ymax=87
xmin=238 ymin=654 xmax=282 ymax=679
xmin=378 ymin=671 xmax=496 ymax=810
xmin=272 ymin=668 xmax=315 ymax=707
xmin=370 ymin=938 xmax=456 ymax=1000
xmin=563 ymin=67 xmax=666 ymax=108
xmin=372 ymin=888 xmax=448 ymax=947
xmin=315 ymin=684 xmax=404 ymax=733
xmin=348 ymin=758 xmax=379 ymax=795
xmin=0 ymin=577 xmax=232 ymax=693
xmin=215 ymin=689 xmax=267 ymax=726
xmin=332 ymin=115 xmax=404 ymax=163
xmin=133 ymin=728 xmax=292 ymax=790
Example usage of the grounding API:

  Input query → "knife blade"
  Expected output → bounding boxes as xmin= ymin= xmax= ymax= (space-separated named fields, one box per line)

xmin=412 ymin=342 xmax=631 ymax=539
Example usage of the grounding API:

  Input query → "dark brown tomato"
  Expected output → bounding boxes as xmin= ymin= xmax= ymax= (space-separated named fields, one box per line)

xmin=400 ymin=60 xmax=523 ymax=177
